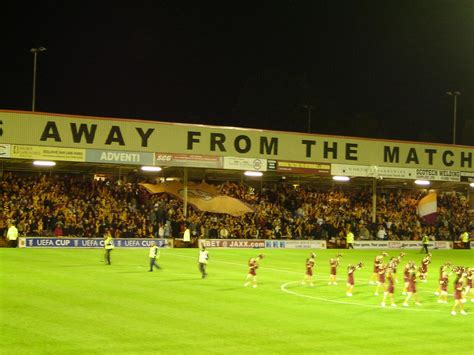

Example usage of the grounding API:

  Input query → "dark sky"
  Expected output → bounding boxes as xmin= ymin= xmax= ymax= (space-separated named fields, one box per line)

xmin=3 ymin=1 xmax=474 ymax=145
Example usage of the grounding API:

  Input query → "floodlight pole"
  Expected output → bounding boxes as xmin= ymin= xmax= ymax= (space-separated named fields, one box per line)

xmin=446 ymin=91 xmax=461 ymax=144
xmin=372 ymin=179 xmax=377 ymax=223
xmin=183 ymin=167 xmax=188 ymax=218
xmin=31 ymin=47 xmax=46 ymax=112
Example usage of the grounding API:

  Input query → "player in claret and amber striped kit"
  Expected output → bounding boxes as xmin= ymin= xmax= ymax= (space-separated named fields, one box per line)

xmin=381 ymin=267 xmax=397 ymax=307
xmin=370 ymin=252 xmax=388 ymax=285
xmin=451 ymin=267 xmax=467 ymax=316
xmin=464 ymin=268 xmax=473 ymax=302
xmin=244 ymin=254 xmax=264 ymax=288
xmin=389 ymin=252 xmax=405 ymax=283
xmin=374 ymin=263 xmax=387 ymax=296
xmin=346 ymin=262 xmax=363 ymax=297
xmin=403 ymin=268 xmax=422 ymax=307
xmin=419 ymin=253 xmax=432 ymax=283
xmin=302 ymin=253 xmax=316 ymax=286
xmin=328 ymin=253 xmax=342 ymax=285
xmin=402 ymin=261 xmax=416 ymax=295
xmin=437 ymin=264 xmax=450 ymax=304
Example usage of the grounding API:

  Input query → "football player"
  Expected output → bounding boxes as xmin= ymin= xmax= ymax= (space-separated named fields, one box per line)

xmin=244 ymin=254 xmax=264 ymax=288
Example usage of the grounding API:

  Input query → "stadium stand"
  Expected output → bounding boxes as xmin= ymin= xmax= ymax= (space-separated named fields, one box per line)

xmin=1 ymin=172 xmax=472 ymax=241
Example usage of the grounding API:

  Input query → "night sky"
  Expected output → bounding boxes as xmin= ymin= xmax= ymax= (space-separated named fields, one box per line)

xmin=3 ymin=1 xmax=474 ymax=145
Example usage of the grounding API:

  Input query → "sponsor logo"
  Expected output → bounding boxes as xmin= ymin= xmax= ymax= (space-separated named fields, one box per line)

xmin=265 ymin=240 xmax=326 ymax=249
xmin=155 ymin=154 xmax=173 ymax=162
xmin=100 ymin=151 xmax=141 ymax=162
xmin=388 ymin=241 xmax=402 ymax=248
xmin=203 ymin=239 xmax=265 ymax=248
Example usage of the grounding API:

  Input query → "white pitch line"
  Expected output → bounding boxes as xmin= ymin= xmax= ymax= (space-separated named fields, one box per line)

xmin=165 ymin=251 xmax=364 ymax=278
xmin=281 ymin=281 xmax=449 ymax=313
xmin=167 ymin=253 xmax=468 ymax=313
xmin=165 ymin=252 xmax=448 ymax=286
xmin=165 ymin=251 xmax=305 ymax=275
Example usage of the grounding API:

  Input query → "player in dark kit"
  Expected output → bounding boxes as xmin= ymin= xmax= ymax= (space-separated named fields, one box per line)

xmin=244 ymin=254 xmax=264 ymax=288
xmin=302 ymin=253 xmax=316 ymax=286
xmin=328 ymin=253 xmax=342 ymax=285
xmin=346 ymin=262 xmax=363 ymax=297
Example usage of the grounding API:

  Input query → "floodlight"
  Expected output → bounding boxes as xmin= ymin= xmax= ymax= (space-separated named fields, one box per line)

xmin=244 ymin=171 xmax=263 ymax=177
xmin=332 ymin=176 xmax=350 ymax=182
xmin=33 ymin=160 xmax=56 ymax=167
xmin=141 ymin=166 xmax=162 ymax=172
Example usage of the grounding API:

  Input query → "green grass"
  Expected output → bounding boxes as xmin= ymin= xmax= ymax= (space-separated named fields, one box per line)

xmin=1 ymin=248 xmax=473 ymax=354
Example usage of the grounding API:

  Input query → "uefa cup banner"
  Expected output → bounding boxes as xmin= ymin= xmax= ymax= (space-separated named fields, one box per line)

xmin=264 ymin=240 xmax=327 ymax=249
xmin=202 ymin=239 xmax=265 ymax=248
xmin=19 ymin=237 xmax=168 ymax=248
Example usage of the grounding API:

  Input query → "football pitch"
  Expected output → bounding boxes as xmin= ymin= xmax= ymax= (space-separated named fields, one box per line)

xmin=1 ymin=248 xmax=473 ymax=354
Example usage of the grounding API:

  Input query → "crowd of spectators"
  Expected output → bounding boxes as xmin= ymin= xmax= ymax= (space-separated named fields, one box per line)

xmin=0 ymin=172 xmax=472 ymax=242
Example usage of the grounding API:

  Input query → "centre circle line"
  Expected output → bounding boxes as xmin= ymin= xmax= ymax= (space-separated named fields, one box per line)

xmin=280 ymin=281 xmax=446 ymax=313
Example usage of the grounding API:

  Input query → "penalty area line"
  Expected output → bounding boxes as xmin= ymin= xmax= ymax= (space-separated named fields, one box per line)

xmin=280 ymin=281 xmax=446 ymax=313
